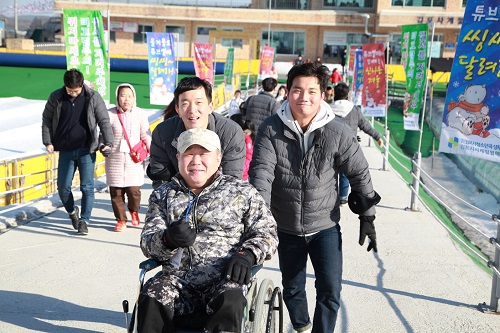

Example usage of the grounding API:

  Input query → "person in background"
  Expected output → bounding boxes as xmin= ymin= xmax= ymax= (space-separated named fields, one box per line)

xmin=162 ymin=99 xmax=177 ymax=121
xmin=230 ymin=113 xmax=255 ymax=181
xmin=227 ymin=89 xmax=244 ymax=117
xmin=137 ymin=128 xmax=278 ymax=332
xmin=324 ymin=86 xmax=334 ymax=105
xmin=293 ymin=54 xmax=304 ymax=66
xmin=331 ymin=82 xmax=384 ymax=205
xmin=275 ymin=85 xmax=287 ymax=103
xmin=42 ymin=68 xmax=114 ymax=236
xmin=313 ymin=56 xmax=322 ymax=66
xmin=102 ymin=83 xmax=152 ymax=232
xmin=244 ymin=77 xmax=280 ymax=130
xmin=330 ymin=68 xmax=343 ymax=86
xmin=146 ymin=77 xmax=245 ymax=189
xmin=249 ymin=63 xmax=380 ymax=333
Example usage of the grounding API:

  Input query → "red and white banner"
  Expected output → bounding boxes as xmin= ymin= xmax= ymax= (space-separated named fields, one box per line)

xmin=258 ymin=46 xmax=275 ymax=80
xmin=362 ymin=43 xmax=386 ymax=117
xmin=193 ymin=43 xmax=213 ymax=84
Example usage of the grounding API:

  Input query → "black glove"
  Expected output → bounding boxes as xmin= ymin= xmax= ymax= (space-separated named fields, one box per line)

xmin=359 ymin=215 xmax=377 ymax=253
xmin=357 ymin=135 xmax=361 ymax=142
xmin=99 ymin=144 xmax=112 ymax=157
xmin=162 ymin=221 xmax=197 ymax=250
xmin=225 ymin=250 xmax=255 ymax=285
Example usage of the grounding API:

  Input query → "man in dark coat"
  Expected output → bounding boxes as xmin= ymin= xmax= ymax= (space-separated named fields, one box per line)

xmin=244 ymin=77 xmax=281 ymax=130
xmin=147 ymin=77 xmax=245 ymax=189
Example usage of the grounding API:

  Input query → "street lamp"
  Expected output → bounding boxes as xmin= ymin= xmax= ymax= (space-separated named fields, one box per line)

xmin=267 ymin=0 xmax=272 ymax=46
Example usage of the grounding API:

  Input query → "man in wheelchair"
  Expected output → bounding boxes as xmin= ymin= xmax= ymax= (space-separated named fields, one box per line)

xmin=135 ymin=128 xmax=278 ymax=332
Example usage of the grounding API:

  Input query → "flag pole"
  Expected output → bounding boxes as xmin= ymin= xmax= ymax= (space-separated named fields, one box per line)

xmin=417 ymin=22 xmax=435 ymax=156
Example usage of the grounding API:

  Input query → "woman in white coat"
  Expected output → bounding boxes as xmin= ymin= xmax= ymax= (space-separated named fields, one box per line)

xmin=104 ymin=83 xmax=152 ymax=232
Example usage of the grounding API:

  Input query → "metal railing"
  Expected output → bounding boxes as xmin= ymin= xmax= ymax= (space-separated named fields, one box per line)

xmin=377 ymin=130 xmax=500 ymax=313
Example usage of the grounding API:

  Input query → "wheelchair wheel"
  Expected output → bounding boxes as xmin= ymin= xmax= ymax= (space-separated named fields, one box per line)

xmin=250 ymin=279 xmax=283 ymax=333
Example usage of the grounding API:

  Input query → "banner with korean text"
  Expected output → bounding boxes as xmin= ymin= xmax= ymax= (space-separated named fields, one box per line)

xmin=362 ymin=44 xmax=386 ymax=117
xmin=193 ymin=43 xmax=213 ymax=84
xmin=259 ymin=46 xmax=275 ymax=80
xmin=438 ymin=0 xmax=500 ymax=162
xmin=224 ymin=48 xmax=235 ymax=86
xmin=347 ymin=45 xmax=357 ymax=78
xmin=63 ymin=9 xmax=109 ymax=103
xmin=353 ymin=49 xmax=364 ymax=106
xmin=147 ymin=33 xmax=176 ymax=105
xmin=401 ymin=24 xmax=428 ymax=131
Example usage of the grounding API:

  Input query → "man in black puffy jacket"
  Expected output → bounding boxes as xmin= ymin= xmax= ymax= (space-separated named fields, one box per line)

xmin=244 ymin=77 xmax=281 ymax=130
xmin=147 ymin=77 xmax=245 ymax=189
xmin=250 ymin=63 xmax=380 ymax=333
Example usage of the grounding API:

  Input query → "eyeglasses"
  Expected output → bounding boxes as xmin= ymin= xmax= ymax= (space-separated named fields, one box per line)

xmin=66 ymin=86 xmax=83 ymax=96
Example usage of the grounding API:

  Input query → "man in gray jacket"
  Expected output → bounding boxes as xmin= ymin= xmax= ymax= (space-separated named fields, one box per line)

xmin=249 ymin=63 xmax=380 ymax=333
xmin=244 ymin=77 xmax=281 ymax=130
xmin=42 ymin=69 xmax=114 ymax=235
xmin=331 ymin=82 xmax=384 ymax=205
xmin=147 ymin=77 xmax=245 ymax=189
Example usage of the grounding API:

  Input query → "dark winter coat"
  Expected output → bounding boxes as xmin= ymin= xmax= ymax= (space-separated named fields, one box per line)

xmin=244 ymin=91 xmax=281 ymax=130
xmin=146 ymin=112 xmax=245 ymax=189
xmin=42 ymin=85 xmax=113 ymax=152
xmin=249 ymin=101 xmax=377 ymax=236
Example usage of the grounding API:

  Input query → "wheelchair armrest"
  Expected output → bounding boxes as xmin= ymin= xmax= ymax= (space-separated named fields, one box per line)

xmin=139 ymin=259 xmax=161 ymax=272
xmin=251 ymin=264 xmax=263 ymax=277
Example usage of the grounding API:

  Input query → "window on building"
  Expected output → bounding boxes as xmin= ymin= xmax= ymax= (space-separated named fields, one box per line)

xmin=462 ymin=0 xmax=467 ymax=6
xmin=221 ymin=27 xmax=243 ymax=48
xmin=323 ymin=0 xmax=374 ymax=8
xmin=133 ymin=24 xmax=153 ymax=44
xmin=391 ymin=0 xmax=445 ymax=6
xmin=109 ymin=31 xmax=116 ymax=43
xmin=196 ymin=26 xmax=217 ymax=44
xmin=347 ymin=33 xmax=370 ymax=45
xmin=166 ymin=25 xmax=186 ymax=57
xmin=262 ymin=30 xmax=305 ymax=56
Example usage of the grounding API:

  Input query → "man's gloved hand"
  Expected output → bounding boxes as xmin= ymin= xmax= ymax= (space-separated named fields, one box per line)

xmin=99 ymin=144 xmax=112 ymax=157
xmin=359 ymin=215 xmax=377 ymax=252
xmin=162 ymin=221 xmax=197 ymax=250
xmin=225 ymin=250 xmax=255 ymax=285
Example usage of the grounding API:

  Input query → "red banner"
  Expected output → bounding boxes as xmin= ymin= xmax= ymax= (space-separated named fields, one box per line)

xmin=347 ymin=45 xmax=357 ymax=76
xmin=193 ymin=43 xmax=213 ymax=84
xmin=259 ymin=46 xmax=275 ymax=79
xmin=362 ymin=43 xmax=386 ymax=117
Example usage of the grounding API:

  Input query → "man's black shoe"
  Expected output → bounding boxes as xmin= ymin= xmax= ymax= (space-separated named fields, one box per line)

xmin=77 ymin=220 xmax=88 ymax=236
xmin=69 ymin=206 xmax=80 ymax=230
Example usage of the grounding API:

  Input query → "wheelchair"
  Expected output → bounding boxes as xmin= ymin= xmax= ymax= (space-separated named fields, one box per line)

xmin=122 ymin=259 xmax=284 ymax=333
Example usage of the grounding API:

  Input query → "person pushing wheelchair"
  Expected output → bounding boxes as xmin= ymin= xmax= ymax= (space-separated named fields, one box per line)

xmin=135 ymin=128 xmax=278 ymax=332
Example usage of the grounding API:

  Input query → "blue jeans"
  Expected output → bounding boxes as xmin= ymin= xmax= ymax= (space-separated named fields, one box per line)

xmin=57 ymin=148 xmax=96 ymax=222
xmin=278 ymin=225 xmax=343 ymax=333
xmin=339 ymin=170 xmax=350 ymax=200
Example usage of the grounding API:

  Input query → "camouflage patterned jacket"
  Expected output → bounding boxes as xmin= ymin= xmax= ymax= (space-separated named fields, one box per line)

xmin=140 ymin=172 xmax=278 ymax=288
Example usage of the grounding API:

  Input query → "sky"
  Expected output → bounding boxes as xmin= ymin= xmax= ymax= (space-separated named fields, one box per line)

xmin=1 ymin=96 xmax=498 ymax=263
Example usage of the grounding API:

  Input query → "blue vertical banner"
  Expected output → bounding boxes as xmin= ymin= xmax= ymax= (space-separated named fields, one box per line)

xmin=147 ymin=32 xmax=176 ymax=106
xmin=353 ymin=49 xmax=364 ymax=106
xmin=438 ymin=0 xmax=500 ymax=162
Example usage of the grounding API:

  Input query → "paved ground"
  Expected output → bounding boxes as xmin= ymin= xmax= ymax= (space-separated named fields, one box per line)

xmin=0 ymin=132 xmax=499 ymax=332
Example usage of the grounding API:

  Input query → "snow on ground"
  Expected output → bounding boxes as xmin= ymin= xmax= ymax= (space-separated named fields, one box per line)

xmin=0 ymin=97 xmax=163 ymax=161
xmin=0 ymin=97 xmax=498 ymax=262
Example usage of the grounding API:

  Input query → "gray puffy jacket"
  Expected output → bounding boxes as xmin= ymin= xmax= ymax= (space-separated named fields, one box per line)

xmin=249 ymin=102 xmax=377 ymax=235
xmin=330 ymin=100 xmax=381 ymax=140
xmin=244 ymin=91 xmax=281 ymax=130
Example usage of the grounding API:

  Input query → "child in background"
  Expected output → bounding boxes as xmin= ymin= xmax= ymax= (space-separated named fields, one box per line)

xmin=230 ymin=113 xmax=255 ymax=181
xmin=228 ymin=90 xmax=244 ymax=116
